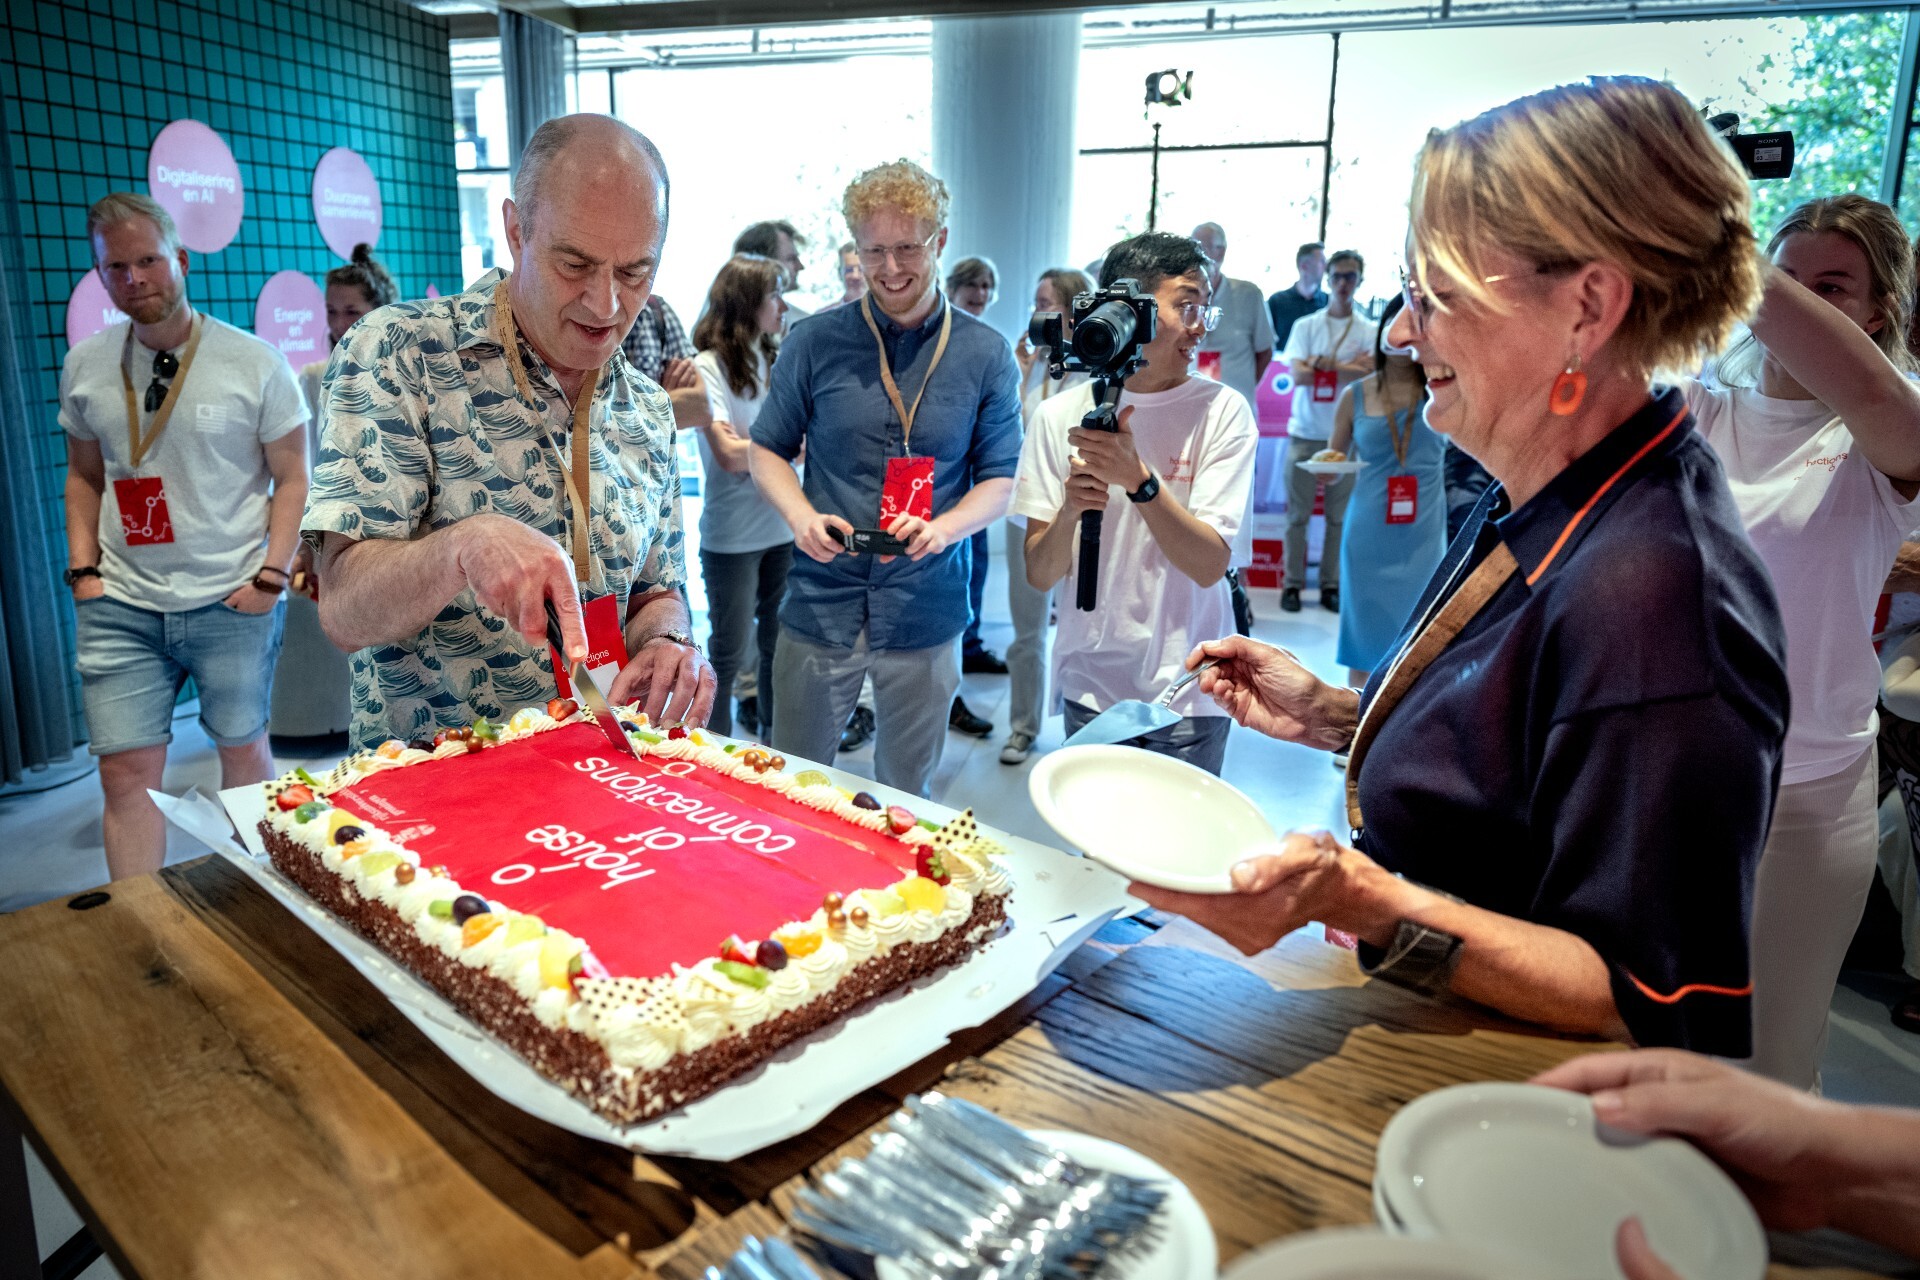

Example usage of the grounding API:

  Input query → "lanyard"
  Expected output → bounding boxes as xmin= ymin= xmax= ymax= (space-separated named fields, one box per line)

xmin=862 ymin=295 xmax=952 ymax=455
xmin=1345 ymin=542 xmax=1518 ymax=830
xmin=1322 ymin=313 xmax=1355 ymax=361
xmin=493 ymin=281 xmax=601 ymax=585
xmin=119 ymin=312 xmax=204 ymax=470
xmin=1343 ymin=399 xmax=1691 ymax=830
xmin=1380 ymin=385 xmax=1418 ymax=468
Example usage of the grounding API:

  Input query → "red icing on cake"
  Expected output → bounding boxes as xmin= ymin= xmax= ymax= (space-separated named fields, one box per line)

xmin=330 ymin=723 xmax=921 ymax=976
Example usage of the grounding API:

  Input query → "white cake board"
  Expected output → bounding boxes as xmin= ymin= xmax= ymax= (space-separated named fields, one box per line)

xmin=152 ymin=750 xmax=1134 ymax=1161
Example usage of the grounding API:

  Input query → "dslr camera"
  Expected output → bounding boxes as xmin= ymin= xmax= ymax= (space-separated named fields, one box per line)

xmin=1707 ymin=112 xmax=1794 ymax=181
xmin=1028 ymin=279 xmax=1158 ymax=384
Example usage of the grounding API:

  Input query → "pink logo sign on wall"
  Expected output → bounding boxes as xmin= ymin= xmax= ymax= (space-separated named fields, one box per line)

xmin=311 ymin=147 xmax=383 ymax=259
xmin=65 ymin=271 xmax=129 ymax=347
xmin=148 ymin=120 xmax=244 ymax=253
xmin=254 ymin=271 xmax=327 ymax=368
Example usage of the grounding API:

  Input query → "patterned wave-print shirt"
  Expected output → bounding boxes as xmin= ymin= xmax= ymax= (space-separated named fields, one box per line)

xmin=303 ymin=269 xmax=684 ymax=751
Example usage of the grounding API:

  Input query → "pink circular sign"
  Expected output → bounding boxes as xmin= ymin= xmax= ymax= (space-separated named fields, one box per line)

xmin=311 ymin=147 xmax=383 ymax=260
xmin=254 ymin=271 xmax=327 ymax=368
xmin=147 ymin=120 xmax=244 ymax=253
xmin=65 ymin=271 xmax=128 ymax=347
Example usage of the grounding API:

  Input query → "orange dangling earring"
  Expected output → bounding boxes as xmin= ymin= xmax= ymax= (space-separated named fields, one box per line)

xmin=1549 ymin=352 xmax=1587 ymax=417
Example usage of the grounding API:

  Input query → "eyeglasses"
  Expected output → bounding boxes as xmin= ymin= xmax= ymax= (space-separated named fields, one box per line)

xmin=145 ymin=348 xmax=180 ymax=413
xmin=1329 ymin=270 xmax=1361 ymax=284
xmin=1397 ymin=261 xmax=1579 ymax=336
xmin=856 ymin=230 xmax=940 ymax=270
xmin=1177 ymin=303 xmax=1223 ymax=332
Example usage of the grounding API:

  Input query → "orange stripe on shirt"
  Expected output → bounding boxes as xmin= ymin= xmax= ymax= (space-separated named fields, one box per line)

xmin=1625 ymin=970 xmax=1753 ymax=1005
xmin=1524 ymin=403 xmax=1690 ymax=587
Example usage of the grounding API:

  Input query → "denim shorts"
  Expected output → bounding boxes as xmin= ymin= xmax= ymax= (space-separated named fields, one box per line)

xmin=74 ymin=594 xmax=287 ymax=756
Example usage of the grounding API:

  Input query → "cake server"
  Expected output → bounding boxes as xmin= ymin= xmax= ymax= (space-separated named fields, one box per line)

xmin=1060 ymin=658 xmax=1221 ymax=750
xmin=543 ymin=599 xmax=640 ymax=760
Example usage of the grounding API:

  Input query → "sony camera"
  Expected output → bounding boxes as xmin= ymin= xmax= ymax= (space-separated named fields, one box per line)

xmin=1028 ymin=279 xmax=1158 ymax=384
xmin=1708 ymin=112 xmax=1795 ymax=181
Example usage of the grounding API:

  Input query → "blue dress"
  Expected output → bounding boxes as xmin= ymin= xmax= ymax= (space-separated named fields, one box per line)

xmin=1336 ymin=390 xmax=1447 ymax=671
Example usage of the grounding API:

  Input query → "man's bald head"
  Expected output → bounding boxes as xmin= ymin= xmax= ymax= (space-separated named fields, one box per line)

xmin=1192 ymin=222 xmax=1226 ymax=273
xmin=513 ymin=114 xmax=669 ymax=235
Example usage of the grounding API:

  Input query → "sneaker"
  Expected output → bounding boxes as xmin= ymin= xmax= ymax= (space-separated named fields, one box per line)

xmin=999 ymin=732 xmax=1035 ymax=765
xmin=949 ymin=695 xmax=993 ymax=737
xmin=1281 ymin=587 xmax=1302 ymax=613
xmin=840 ymin=705 xmax=875 ymax=752
xmin=735 ymin=696 xmax=759 ymax=736
xmin=1894 ymin=980 xmax=1920 ymax=1036
xmin=1321 ymin=587 xmax=1340 ymax=613
xmin=963 ymin=647 xmax=1010 ymax=675
xmin=1331 ymin=749 xmax=1349 ymax=771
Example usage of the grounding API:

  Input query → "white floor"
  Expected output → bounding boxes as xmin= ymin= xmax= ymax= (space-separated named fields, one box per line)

xmin=5 ymin=540 xmax=1918 ymax=1274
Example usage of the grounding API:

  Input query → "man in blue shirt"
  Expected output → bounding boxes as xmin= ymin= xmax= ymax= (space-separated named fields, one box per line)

xmin=749 ymin=160 xmax=1022 ymax=797
xmin=1265 ymin=242 xmax=1328 ymax=350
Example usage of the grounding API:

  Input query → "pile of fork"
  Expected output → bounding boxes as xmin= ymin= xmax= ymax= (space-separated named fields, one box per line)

xmin=708 ymin=1092 xmax=1169 ymax=1280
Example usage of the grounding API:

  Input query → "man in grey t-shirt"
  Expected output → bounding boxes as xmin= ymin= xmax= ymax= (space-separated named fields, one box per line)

xmin=1191 ymin=222 xmax=1275 ymax=411
xmin=61 ymin=193 xmax=309 ymax=882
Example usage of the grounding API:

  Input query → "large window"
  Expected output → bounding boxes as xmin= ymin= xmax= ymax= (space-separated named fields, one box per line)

xmin=613 ymin=56 xmax=931 ymax=322
xmin=451 ymin=10 xmax=1910 ymax=322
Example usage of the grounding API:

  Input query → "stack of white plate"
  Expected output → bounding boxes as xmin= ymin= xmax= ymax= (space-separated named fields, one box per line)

xmin=1369 ymin=1083 xmax=1767 ymax=1280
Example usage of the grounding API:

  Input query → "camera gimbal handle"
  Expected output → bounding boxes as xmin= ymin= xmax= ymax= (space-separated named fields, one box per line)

xmin=1075 ymin=377 xmax=1125 ymax=613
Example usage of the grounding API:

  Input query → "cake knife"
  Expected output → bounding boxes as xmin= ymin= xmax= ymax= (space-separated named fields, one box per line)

xmin=543 ymin=599 xmax=641 ymax=760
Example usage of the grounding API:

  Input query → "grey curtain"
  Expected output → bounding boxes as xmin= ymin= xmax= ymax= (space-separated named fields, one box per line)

xmin=0 ymin=112 xmax=79 ymax=783
xmin=500 ymin=8 xmax=571 ymax=176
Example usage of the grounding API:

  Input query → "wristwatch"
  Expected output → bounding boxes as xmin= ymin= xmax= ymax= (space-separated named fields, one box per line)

xmin=1127 ymin=471 xmax=1161 ymax=504
xmin=64 ymin=566 xmax=100 ymax=588
xmin=1358 ymin=919 xmax=1465 ymax=996
xmin=647 ymin=630 xmax=702 ymax=654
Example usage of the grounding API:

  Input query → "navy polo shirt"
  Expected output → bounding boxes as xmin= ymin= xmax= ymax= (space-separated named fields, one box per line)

xmin=1353 ymin=388 xmax=1788 ymax=1055
xmin=751 ymin=294 xmax=1023 ymax=651
xmin=1266 ymin=286 xmax=1327 ymax=350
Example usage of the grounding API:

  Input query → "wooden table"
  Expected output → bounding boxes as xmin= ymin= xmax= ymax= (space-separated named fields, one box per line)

xmin=0 ymin=857 xmax=1895 ymax=1279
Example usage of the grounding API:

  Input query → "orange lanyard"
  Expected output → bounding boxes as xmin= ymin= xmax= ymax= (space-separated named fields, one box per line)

xmin=119 ymin=313 xmax=204 ymax=470
xmin=493 ymin=281 xmax=602 ymax=585
xmin=862 ymin=295 xmax=952 ymax=455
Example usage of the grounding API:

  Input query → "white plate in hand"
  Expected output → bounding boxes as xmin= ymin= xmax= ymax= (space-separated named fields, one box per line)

xmin=1028 ymin=745 xmax=1282 ymax=893
xmin=1297 ymin=459 xmax=1365 ymax=475
xmin=1375 ymin=1083 xmax=1766 ymax=1280
xmin=1223 ymin=1227 xmax=1529 ymax=1279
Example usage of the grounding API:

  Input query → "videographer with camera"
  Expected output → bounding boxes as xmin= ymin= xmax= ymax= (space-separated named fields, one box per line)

xmin=748 ymin=159 xmax=1022 ymax=799
xmin=1013 ymin=232 xmax=1257 ymax=776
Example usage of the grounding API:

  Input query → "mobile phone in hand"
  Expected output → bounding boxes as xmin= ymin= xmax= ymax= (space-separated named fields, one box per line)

xmin=829 ymin=526 xmax=912 ymax=556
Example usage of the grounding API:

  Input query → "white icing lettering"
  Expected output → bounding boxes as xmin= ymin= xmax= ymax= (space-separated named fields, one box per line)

xmin=492 ymin=863 xmax=535 ymax=885
xmin=574 ymin=756 xmax=607 ymax=772
xmin=732 ymin=824 xmax=771 ymax=845
xmin=603 ymin=863 xmax=658 ymax=889
xmin=755 ymin=835 xmax=795 ymax=855
xmin=660 ymin=760 xmax=696 ymax=777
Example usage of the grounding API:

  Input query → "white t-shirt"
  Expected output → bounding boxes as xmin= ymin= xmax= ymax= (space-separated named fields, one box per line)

xmin=692 ymin=348 xmax=791 ymax=555
xmin=1011 ymin=377 xmax=1257 ymax=716
xmin=60 ymin=314 xmax=307 ymax=613
xmin=1685 ymin=379 xmax=1920 ymax=784
xmin=1281 ymin=308 xmax=1377 ymax=441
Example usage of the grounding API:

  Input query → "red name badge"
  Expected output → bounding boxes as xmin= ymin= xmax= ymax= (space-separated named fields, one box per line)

xmin=550 ymin=592 xmax=631 ymax=700
xmin=879 ymin=455 xmax=935 ymax=526
xmin=1387 ymin=474 xmax=1419 ymax=525
xmin=1196 ymin=350 xmax=1223 ymax=381
xmin=114 ymin=476 xmax=174 ymax=546
xmin=1311 ymin=366 xmax=1339 ymax=403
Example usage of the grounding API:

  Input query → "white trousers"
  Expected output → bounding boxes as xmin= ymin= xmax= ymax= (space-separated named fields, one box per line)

xmin=1742 ymin=745 xmax=1880 ymax=1089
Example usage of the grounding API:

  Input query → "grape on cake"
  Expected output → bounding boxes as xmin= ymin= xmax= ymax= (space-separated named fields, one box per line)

xmin=257 ymin=700 xmax=1011 ymax=1126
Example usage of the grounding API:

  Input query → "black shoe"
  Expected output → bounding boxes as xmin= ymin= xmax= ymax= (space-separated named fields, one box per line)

xmin=949 ymin=695 xmax=992 ymax=737
xmin=962 ymin=647 xmax=1010 ymax=675
xmin=735 ymin=696 xmax=759 ymax=735
xmin=1280 ymin=587 xmax=1302 ymax=613
xmin=840 ymin=705 xmax=874 ymax=752
xmin=1321 ymin=587 xmax=1340 ymax=613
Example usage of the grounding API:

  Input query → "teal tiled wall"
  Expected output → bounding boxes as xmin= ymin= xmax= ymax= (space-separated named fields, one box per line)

xmin=1 ymin=0 xmax=462 ymax=744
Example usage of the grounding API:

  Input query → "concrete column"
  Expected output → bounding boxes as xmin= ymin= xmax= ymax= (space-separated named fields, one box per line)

xmin=931 ymin=13 xmax=1082 ymax=341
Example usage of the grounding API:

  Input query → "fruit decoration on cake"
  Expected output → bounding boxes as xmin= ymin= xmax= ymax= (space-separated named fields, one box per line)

xmin=256 ymin=700 xmax=1011 ymax=1125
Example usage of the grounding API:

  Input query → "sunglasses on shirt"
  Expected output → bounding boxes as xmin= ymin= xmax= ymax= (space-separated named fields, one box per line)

xmin=145 ymin=348 xmax=180 ymax=413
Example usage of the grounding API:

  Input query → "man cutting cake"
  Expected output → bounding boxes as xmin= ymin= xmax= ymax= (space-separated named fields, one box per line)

xmin=304 ymin=115 xmax=715 ymax=749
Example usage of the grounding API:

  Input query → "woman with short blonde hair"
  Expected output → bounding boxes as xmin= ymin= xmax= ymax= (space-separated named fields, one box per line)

xmin=1139 ymin=78 xmax=1790 ymax=1056
xmin=1684 ymin=193 xmax=1920 ymax=1088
